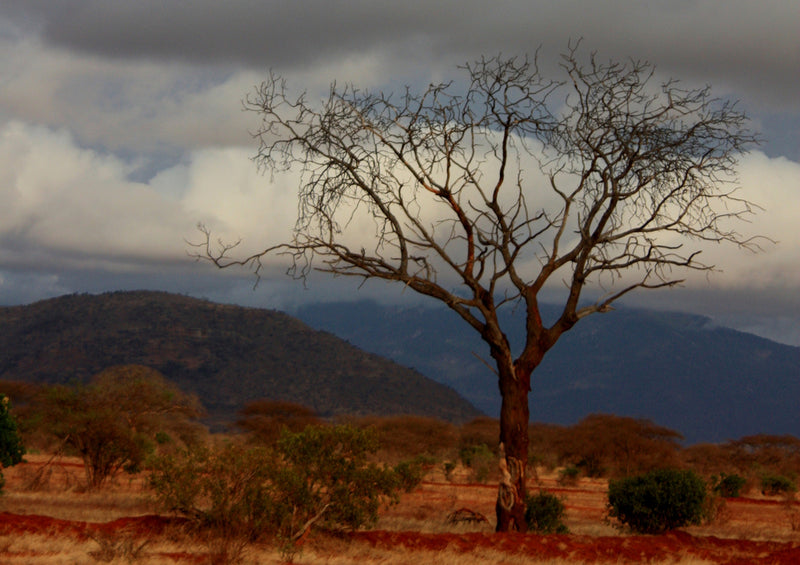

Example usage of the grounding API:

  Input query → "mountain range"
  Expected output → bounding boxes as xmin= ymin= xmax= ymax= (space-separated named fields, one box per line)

xmin=0 ymin=291 xmax=481 ymax=427
xmin=2 ymin=290 xmax=797 ymax=444
xmin=296 ymin=300 xmax=800 ymax=444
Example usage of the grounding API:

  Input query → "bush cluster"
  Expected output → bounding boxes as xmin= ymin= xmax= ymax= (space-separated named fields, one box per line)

xmin=711 ymin=473 xmax=747 ymax=498
xmin=607 ymin=469 xmax=707 ymax=534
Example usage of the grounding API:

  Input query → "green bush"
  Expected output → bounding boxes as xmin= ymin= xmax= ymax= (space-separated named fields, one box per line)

xmin=525 ymin=492 xmax=569 ymax=534
xmin=557 ymin=466 xmax=580 ymax=486
xmin=149 ymin=425 xmax=402 ymax=544
xmin=712 ymin=473 xmax=747 ymax=498
xmin=760 ymin=474 xmax=797 ymax=496
xmin=394 ymin=458 xmax=425 ymax=492
xmin=458 ymin=443 xmax=495 ymax=483
xmin=0 ymin=394 xmax=25 ymax=493
xmin=0 ymin=395 xmax=24 ymax=468
xmin=607 ymin=469 xmax=707 ymax=534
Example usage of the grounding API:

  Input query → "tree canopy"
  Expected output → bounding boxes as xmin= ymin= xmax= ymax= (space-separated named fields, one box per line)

xmin=195 ymin=45 xmax=761 ymax=531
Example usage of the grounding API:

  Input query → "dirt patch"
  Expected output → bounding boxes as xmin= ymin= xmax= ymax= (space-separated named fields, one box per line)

xmin=351 ymin=529 xmax=800 ymax=564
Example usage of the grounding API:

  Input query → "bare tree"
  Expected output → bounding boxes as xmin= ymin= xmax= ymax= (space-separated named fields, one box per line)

xmin=194 ymin=46 xmax=761 ymax=531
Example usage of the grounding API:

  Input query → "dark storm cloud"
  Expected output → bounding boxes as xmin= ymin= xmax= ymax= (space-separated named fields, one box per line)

xmin=4 ymin=1 xmax=798 ymax=109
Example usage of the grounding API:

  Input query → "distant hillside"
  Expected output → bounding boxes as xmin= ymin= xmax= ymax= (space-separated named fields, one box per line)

xmin=296 ymin=300 xmax=800 ymax=444
xmin=0 ymin=291 xmax=481 ymax=427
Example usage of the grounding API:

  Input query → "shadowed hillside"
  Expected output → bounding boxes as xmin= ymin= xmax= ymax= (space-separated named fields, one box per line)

xmin=296 ymin=301 xmax=800 ymax=444
xmin=0 ymin=291 xmax=482 ymax=427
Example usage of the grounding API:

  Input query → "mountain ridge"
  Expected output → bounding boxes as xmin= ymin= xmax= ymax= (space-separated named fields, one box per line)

xmin=0 ymin=291 xmax=482 ymax=427
xmin=295 ymin=300 xmax=800 ymax=444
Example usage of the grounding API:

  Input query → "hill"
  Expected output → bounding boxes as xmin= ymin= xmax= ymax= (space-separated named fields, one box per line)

xmin=296 ymin=300 xmax=800 ymax=444
xmin=0 ymin=291 xmax=481 ymax=427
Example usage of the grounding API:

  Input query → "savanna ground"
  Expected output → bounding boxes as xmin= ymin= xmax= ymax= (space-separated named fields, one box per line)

xmin=1 ymin=454 xmax=798 ymax=564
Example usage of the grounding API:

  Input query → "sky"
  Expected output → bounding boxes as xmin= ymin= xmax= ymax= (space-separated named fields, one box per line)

xmin=0 ymin=1 xmax=799 ymax=345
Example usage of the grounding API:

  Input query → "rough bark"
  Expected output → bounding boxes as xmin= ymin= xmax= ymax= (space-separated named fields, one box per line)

xmin=495 ymin=362 xmax=532 ymax=532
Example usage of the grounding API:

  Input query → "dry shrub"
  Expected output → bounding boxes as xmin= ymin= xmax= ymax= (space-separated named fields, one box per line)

xmin=346 ymin=415 xmax=458 ymax=463
xmin=558 ymin=414 xmax=682 ymax=478
xmin=528 ymin=422 xmax=568 ymax=471
xmin=87 ymin=528 xmax=149 ymax=563
xmin=459 ymin=417 xmax=499 ymax=451
xmin=235 ymin=399 xmax=322 ymax=446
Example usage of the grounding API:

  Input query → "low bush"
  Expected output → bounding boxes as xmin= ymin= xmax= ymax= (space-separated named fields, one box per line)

xmin=712 ymin=473 xmax=747 ymax=498
xmin=525 ymin=491 xmax=569 ymax=534
xmin=557 ymin=466 xmax=580 ymax=486
xmin=149 ymin=424 xmax=402 ymax=546
xmin=607 ymin=469 xmax=707 ymax=534
xmin=458 ymin=443 xmax=495 ymax=483
xmin=760 ymin=474 xmax=797 ymax=496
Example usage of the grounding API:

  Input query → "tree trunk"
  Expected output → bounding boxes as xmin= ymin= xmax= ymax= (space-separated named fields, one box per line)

xmin=495 ymin=363 xmax=531 ymax=532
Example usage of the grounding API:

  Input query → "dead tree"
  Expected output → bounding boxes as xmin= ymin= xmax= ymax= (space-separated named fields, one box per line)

xmin=193 ymin=45 xmax=761 ymax=531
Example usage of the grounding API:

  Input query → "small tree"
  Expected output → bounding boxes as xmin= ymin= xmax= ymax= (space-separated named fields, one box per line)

xmin=34 ymin=365 xmax=204 ymax=488
xmin=195 ymin=45 xmax=761 ymax=530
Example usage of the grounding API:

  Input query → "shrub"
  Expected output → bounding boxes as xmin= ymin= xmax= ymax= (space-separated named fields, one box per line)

xmin=525 ymin=492 xmax=569 ymax=534
xmin=607 ymin=469 xmax=707 ymax=534
xmin=0 ymin=394 xmax=25 ymax=493
xmin=149 ymin=425 xmax=402 ymax=545
xmin=393 ymin=458 xmax=425 ymax=492
xmin=712 ymin=473 xmax=747 ymax=498
xmin=276 ymin=425 xmax=401 ymax=531
xmin=458 ymin=443 xmax=495 ymax=483
xmin=760 ymin=474 xmax=797 ymax=496
xmin=558 ymin=466 xmax=580 ymax=486
xmin=0 ymin=395 xmax=25 ymax=468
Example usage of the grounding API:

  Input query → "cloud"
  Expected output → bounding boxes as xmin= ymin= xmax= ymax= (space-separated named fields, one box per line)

xmin=4 ymin=1 xmax=798 ymax=110
xmin=0 ymin=122 xmax=196 ymax=269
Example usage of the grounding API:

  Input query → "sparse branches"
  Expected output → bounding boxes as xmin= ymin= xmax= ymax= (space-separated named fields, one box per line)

xmin=195 ymin=47 xmax=762 ymax=531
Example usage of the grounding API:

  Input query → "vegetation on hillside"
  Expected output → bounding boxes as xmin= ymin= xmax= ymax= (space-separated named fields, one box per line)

xmin=0 ymin=291 xmax=481 ymax=426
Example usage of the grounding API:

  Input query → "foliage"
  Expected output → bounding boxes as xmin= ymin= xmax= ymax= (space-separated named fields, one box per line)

xmin=712 ymin=473 xmax=748 ymax=498
xmin=148 ymin=442 xmax=279 ymax=542
xmin=31 ymin=365 xmax=204 ymax=488
xmin=347 ymin=414 xmax=459 ymax=464
xmin=149 ymin=425 xmax=402 ymax=544
xmin=558 ymin=466 xmax=580 ymax=486
xmin=760 ymin=474 xmax=797 ymax=496
xmin=0 ymin=395 xmax=24 ymax=469
xmin=561 ymin=414 xmax=683 ymax=478
xmin=236 ymin=399 xmax=321 ymax=445
xmin=607 ymin=469 xmax=708 ymax=534
xmin=458 ymin=418 xmax=499 ymax=483
xmin=276 ymin=424 xmax=401 ymax=530
xmin=393 ymin=458 xmax=426 ymax=492
xmin=525 ymin=491 xmax=569 ymax=534
xmin=459 ymin=443 xmax=496 ymax=483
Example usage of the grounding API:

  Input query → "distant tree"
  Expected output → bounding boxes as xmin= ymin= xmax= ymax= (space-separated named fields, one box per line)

xmin=33 ymin=365 xmax=204 ymax=487
xmin=195 ymin=45 xmax=762 ymax=530
xmin=560 ymin=414 xmax=682 ymax=477
xmin=236 ymin=399 xmax=322 ymax=445
xmin=347 ymin=414 xmax=459 ymax=463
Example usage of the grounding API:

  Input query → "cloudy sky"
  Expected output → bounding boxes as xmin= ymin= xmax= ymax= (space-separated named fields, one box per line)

xmin=1 ymin=1 xmax=799 ymax=345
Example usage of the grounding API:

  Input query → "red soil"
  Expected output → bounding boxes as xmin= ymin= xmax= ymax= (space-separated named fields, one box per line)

xmin=352 ymin=529 xmax=800 ymax=564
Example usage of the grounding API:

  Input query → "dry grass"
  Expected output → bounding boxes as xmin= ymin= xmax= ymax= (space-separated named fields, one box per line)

xmin=0 ymin=456 xmax=797 ymax=564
